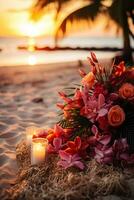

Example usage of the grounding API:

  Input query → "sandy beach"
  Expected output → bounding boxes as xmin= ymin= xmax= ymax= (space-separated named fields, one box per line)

xmin=1 ymin=58 xmax=134 ymax=200
xmin=0 ymin=60 xmax=91 ymax=193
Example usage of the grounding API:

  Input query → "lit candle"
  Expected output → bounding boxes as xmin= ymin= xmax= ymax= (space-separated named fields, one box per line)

xmin=26 ymin=126 xmax=38 ymax=145
xmin=31 ymin=138 xmax=48 ymax=165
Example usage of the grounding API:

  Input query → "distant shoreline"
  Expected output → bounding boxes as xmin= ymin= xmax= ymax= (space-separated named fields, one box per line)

xmin=17 ymin=46 xmax=134 ymax=52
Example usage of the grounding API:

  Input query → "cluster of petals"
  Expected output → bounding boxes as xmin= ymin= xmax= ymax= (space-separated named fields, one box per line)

xmin=32 ymin=53 xmax=134 ymax=170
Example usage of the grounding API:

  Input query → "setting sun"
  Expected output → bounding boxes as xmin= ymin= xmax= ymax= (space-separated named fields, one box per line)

xmin=19 ymin=15 xmax=55 ymax=37
xmin=0 ymin=0 xmax=55 ymax=37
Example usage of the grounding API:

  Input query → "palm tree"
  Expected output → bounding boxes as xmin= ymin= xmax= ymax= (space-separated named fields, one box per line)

xmin=32 ymin=0 xmax=134 ymax=64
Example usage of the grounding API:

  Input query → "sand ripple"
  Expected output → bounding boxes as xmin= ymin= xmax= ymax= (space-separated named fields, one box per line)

xmin=0 ymin=64 xmax=80 ymax=194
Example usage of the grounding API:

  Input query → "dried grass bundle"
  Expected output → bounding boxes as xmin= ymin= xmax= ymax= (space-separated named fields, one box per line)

xmin=6 ymin=141 xmax=134 ymax=200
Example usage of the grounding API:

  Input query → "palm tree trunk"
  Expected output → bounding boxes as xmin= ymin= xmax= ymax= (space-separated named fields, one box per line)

xmin=122 ymin=1 xmax=133 ymax=65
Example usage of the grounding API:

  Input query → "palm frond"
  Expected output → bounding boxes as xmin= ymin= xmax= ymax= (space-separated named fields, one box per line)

xmin=32 ymin=0 xmax=69 ymax=20
xmin=58 ymin=113 xmax=92 ymax=139
xmin=55 ymin=0 xmax=105 ymax=38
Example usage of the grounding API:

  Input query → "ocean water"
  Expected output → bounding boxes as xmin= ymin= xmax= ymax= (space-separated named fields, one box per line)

xmin=0 ymin=36 xmax=133 ymax=67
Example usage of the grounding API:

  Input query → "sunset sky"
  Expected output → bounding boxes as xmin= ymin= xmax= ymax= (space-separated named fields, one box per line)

xmin=0 ymin=0 xmax=118 ymax=37
xmin=0 ymin=0 xmax=55 ymax=37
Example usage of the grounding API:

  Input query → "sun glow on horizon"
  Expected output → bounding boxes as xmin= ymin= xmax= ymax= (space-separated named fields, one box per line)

xmin=0 ymin=7 xmax=55 ymax=37
xmin=18 ymin=14 xmax=55 ymax=37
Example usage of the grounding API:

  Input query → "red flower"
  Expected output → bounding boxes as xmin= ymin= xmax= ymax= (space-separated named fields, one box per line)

xmin=65 ymin=136 xmax=89 ymax=156
xmin=66 ymin=136 xmax=81 ymax=154
xmin=93 ymin=83 xmax=108 ymax=98
xmin=98 ymin=116 xmax=109 ymax=130
xmin=113 ymin=61 xmax=126 ymax=77
xmin=46 ymin=124 xmax=66 ymax=143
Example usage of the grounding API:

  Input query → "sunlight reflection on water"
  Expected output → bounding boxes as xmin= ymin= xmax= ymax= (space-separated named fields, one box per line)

xmin=0 ymin=36 xmax=133 ymax=67
xmin=28 ymin=55 xmax=37 ymax=66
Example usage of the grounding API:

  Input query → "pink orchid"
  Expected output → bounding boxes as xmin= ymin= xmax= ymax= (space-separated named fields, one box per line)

xmin=58 ymin=150 xmax=84 ymax=170
xmin=48 ymin=137 xmax=62 ymax=153
xmin=81 ymin=88 xmax=108 ymax=122
xmin=88 ymin=125 xmax=111 ymax=146
xmin=95 ymin=146 xmax=113 ymax=164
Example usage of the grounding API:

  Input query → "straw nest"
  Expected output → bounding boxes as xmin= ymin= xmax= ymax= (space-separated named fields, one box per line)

xmin=5 ymin=141 xmax=134 ymax=200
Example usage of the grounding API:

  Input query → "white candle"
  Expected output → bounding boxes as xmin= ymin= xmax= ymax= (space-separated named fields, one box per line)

xmin=31 ymin=138 xmax=48 ymax=165
xmin=26 ymin=126 xmax=38 ymax=145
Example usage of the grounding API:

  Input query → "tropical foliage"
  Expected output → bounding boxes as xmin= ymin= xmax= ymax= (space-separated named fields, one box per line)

xmin=32 ymin=0 xmax=134 ymax=64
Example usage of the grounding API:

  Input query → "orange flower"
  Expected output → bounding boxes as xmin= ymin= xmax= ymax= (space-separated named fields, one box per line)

xmin=119 ymin=83 xmax=134 ymax=100
xmin=108 ymin=105 xmax=125 ymax=127
xmin=81 ymin=72 xmax=95 ymax=88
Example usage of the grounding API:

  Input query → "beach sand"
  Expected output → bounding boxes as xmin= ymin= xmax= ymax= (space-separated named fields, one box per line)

xmin=2 ymin=59 xmax=127 ymax=199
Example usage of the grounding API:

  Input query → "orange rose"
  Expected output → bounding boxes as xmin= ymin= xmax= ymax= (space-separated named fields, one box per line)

xmin=81 ymin=72 xmax=95 ymax=88
xmin=119 ymin=83 xmax=134 ymax=100
xmin=108 ymin=105 xmax=125 ymax=127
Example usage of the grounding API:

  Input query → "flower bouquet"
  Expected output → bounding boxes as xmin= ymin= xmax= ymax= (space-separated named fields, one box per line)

xmin=33 ymin=52 xmax=134 ymax=170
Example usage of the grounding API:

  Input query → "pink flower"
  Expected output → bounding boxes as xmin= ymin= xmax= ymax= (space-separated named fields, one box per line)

xmin=88 ymin=125 xmax=112 ymax=147
xmin=48 ymin=138 xmax=62 ymax=153
xmin=81 ymin=88 xmax=108 ymax=122
xmin=54 ymin=124 xmax=65 ymax=138
xmin=113 ymin=138 xmax=129 ymax=162
xmin=95 ymin=146 xmax=113 ymax=164
xmin=58 ymin=150 xmax=84 ymax=170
